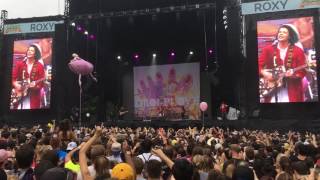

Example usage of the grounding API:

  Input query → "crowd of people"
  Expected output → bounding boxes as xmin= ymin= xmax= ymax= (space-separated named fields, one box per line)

xmin=0 ymin=119 xmax=319 ymax=180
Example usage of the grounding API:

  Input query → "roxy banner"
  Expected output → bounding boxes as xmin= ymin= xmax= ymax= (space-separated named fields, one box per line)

xmin=241 ymin=0 xmax=320 ymax=15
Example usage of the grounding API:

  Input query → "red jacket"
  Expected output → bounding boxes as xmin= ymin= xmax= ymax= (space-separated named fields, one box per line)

xmin=258 ymin=44 xmax=306 ymax=102
xmin=12 ymin=60 xmax=45 ymax=109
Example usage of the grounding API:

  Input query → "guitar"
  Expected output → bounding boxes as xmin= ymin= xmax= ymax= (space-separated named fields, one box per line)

xmin=259 ymin=64 xmax=310 ymax=98
xmin=10 ymin=77 xmax=46 ymax=108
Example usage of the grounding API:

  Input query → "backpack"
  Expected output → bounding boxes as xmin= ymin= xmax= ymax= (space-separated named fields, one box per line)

xmin=142 ymin=153 xmax=153 ymax=178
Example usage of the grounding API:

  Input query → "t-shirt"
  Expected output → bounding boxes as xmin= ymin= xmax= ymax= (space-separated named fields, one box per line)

xmin=57 ymin=150 xmax=67 ymax=160
xmin=77 ymin=165 xmax=96 ymax=180
xmin=137 ymin=153 xmax=162 ymax=163
xmin=65 ymin=160 xmax=80 ymax=173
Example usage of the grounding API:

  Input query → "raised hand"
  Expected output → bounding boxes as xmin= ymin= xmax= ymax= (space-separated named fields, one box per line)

xmin=94 ymin=126 xmax=102 ymax=136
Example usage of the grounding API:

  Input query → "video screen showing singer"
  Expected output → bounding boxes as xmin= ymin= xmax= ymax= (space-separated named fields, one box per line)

xmin=258 ymin=17 xmax=318 ymax=103
xmin=10 ymin=38 xmax=51 ymax=109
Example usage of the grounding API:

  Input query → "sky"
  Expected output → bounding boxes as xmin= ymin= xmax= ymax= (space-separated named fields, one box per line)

xmin=0 ymin=0 xmax=65 ymax=19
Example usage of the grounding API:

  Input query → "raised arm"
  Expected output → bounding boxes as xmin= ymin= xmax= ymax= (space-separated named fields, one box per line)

xmin=79 ymin=126 xmax=102 ymax=180
xmin=152 ymin=148 xmax=174 ymax=169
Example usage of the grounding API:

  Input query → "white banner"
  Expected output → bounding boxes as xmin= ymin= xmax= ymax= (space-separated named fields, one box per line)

xmin=4 ymin=20 xmax=64 ymax=35
xmin=241 ymin=0 xmax=320 ymax=15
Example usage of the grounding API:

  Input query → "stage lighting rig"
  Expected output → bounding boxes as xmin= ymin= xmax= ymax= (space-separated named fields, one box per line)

xmin=71 ymin=3 xmax=215 ymax=21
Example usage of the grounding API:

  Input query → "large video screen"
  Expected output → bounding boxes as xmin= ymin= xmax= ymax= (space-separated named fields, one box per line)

xmin=134 ymin=63 xmax=200 ymax=120
xmin=10 ymin=38 xmax=53 ymax=110
xmin=257 ymin=17 xmax=318 ymax=103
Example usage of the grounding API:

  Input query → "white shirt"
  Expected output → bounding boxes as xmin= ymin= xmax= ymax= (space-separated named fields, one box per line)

xmin=77 ymin=165 xmax=96 ymax=180
xmin=137 ymin=153 xmax=162 ymax=163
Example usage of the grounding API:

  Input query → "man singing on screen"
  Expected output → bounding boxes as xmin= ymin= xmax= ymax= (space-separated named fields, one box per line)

xmin=259 ymin=24 xmax=306 ymax=103
xmin=11 ymin=44 xmax=45 ymax=109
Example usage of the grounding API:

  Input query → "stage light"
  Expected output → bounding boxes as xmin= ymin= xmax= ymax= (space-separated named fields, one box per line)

xmin=189 ymin=51 xmax=194 ymax=55
xmin=76 ymin=26 xmax=83 ymax=32
xmin=134 ymin=54 xmax=139 ymax=60
xmin=71 ymin=22 xmax=76 ymax=26
xmin=117 ymin=55 xmax=122 ymax=60
xmin=170 ymin=52 xmax=175 ymax=57
xmin=151 ymin=53 xmax=157 ymax=65
xmin=89 ymin=34 xmax=95 ymax=40
xmin=86 ymin=113 xmax=90 ymax=118
xmin=208 ymin=49 xmax=213 ymax=54
xmin=223 ymin=9 xmax=227 ymax=14
xmin=223 ymin=7 xmax=228 ymax=30
xmin=84 ymin=31 xmax=89 ymax=35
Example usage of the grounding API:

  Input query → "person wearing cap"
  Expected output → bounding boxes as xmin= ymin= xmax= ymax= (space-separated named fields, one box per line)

xmin=64 ymin=141 xmax=81 ymax=173
xmin=112 ymin=163 xmax=135 ymax=180
xmin=258 ymin=24 xmax=306 ymax=103
xmin=11 ymin=43 xmax=45 ymax=109
xmin=107 ymin=142 xmax=123 ymax=164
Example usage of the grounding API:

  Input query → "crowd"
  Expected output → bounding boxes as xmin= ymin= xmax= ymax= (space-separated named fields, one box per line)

xmin=0 ymin=119 xmax=319 ymax=180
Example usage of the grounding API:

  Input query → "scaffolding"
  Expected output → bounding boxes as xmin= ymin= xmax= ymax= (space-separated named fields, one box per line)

xmin=0 ymin=10 xmax=8 ymax=33
xmin=64 ymin=0 xmax=70 ymax=17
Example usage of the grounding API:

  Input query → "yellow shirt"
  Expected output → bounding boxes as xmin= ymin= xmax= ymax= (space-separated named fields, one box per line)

xmin=64 ymin=160 xmax=80 ymax=173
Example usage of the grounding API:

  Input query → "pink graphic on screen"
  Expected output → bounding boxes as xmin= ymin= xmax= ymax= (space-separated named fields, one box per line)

xmin=134 ymin=63 xmax=200 ymax=120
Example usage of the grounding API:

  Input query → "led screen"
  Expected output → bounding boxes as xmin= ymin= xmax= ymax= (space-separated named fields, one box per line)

xmin=257 ymin=17 xmax=318 ymax=103
xmin=10 ymin=38 xmax=53 ymax=109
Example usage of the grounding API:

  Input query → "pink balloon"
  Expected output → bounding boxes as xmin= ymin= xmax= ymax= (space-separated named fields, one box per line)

xmin=199 ymin=102 xmax=208 ymax=112
xmin=68 ymin=58 xmax=93 ymax=75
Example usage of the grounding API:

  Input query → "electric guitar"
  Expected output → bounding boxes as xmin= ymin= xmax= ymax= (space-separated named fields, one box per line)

xmin=259 ymin=64 xmax=310 ymax=98
xmin=10 ymin=77 xmax=46 ymax=108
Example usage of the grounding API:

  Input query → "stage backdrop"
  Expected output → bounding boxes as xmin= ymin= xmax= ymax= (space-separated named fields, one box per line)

xmin=134 ymin=63 xmax=200 ymax=120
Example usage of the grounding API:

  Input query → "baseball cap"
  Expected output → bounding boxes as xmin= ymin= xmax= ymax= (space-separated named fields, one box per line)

xmin=66 ymin=142 xmax=77 ymax=151
xmin=111 ymin=142 xmax=121 ymax=152
xmin=112 ymin=163 xmax=134 ymax=180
